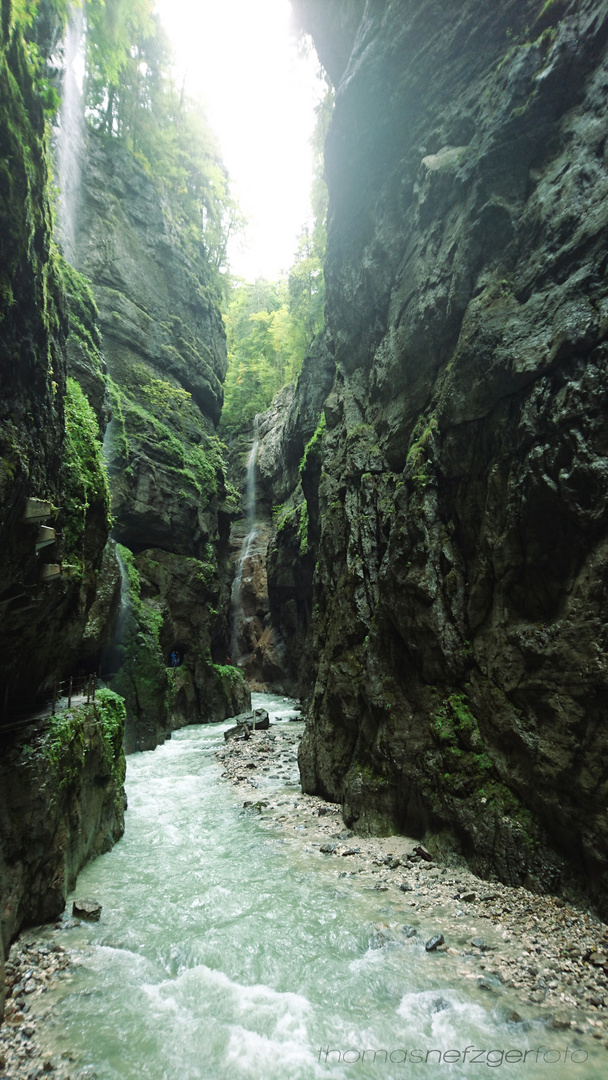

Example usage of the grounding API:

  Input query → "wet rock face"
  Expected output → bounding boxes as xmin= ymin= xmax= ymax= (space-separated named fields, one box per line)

xmin=259 ymin=339 xmax=335 ymax=694
xmin=72 ymin=131 xmax=248 ymax=745
xmin=0 ymin=27 xmax=115 ymax=717
xmin=292 ymin=0 xmax=608 ymax=913
xmin=0 ymin=692 xmax=126 ymax=958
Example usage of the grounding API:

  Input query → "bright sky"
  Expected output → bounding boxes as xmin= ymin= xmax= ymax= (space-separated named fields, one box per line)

xmin=154 ymin=0 xmax=324 ymax=282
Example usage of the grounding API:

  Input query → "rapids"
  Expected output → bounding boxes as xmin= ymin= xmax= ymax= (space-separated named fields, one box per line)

xmin=30 ymin=695 xmax=600 ymax=1079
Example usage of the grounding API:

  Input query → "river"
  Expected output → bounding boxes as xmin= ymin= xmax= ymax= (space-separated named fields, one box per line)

xmin=30 ymin=694 xmax=600 ymax=1079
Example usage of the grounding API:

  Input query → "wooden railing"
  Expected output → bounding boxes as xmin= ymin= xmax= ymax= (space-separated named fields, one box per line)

xmin=0 ymin=672 xmax=119 ymax=736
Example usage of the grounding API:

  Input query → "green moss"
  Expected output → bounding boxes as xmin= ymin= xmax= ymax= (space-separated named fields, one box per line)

xmin=61 ymin=259 xmax=104 ymax=370
xmin=107 ymin=369 xmax=227 ymax=503
xmin=0 ymin=24 xmax=65 ymax=386
xmin=25 ymin=689 xmax=126 ymax=803
xmin=95 ymin=687 xmax=126 ymax=744
xmin=349 ymin=760 xmax=390 ymax=791
xmin=406 ymin=415 xmax=438 ymax=460
xmin=44 ymin=709 xmax=86 ymax=791
xmin=447 ymin=692 xmax=475 ymax=732
xmin=62 ymin=376 xmax=111 ymax=569
xmin=299 ymin=413 xmax=326 ymax=476
xmin=297 ymin=500 xmax=309 ymax=554
xmin=212 ymin=663 xmax=247 ymax=691
xmin=110 ymin=545 xmax=169 ymax=730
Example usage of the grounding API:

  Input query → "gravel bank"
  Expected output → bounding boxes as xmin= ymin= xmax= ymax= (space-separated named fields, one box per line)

xmin=216 ymin=723 xmax=608 ymax=1054
xmin=0 ymin=933 xmax=87 ymax=1080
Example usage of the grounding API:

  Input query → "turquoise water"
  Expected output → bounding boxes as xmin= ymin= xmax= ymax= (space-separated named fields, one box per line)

xmin=33 ymin=696 xmax=601 ymax=1079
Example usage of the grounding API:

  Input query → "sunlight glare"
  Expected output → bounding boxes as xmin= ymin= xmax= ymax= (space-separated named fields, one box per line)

xmin=154 ymin=0 xmax=324 ymax=281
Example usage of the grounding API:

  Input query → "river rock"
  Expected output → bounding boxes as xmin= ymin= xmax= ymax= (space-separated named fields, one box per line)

xmin=425 ymin=934 xmax=445 ymax=952
xmin=72 ymin=899 xmax=102 ymax=922
xmin=551 ymin=1012 xmax=572 ymax=1030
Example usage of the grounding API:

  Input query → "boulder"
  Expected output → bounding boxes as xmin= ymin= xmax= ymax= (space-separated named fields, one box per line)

xmin=72 ymin=899 xmax=102 ymax=922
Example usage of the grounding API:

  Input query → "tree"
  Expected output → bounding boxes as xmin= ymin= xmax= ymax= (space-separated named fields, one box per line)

xmin=221 ymin=83 xmax=333 ymax=434
xmin=81 ymin=0 xmax=241 ymax=295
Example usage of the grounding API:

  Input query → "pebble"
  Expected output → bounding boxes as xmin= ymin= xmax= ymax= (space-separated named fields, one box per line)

xmin=0 ymin=937 xmax=74 ymax=1079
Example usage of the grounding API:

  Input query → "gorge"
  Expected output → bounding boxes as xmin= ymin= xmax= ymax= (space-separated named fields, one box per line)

xmin=2 ymin=0 xmax=608 ymax=1068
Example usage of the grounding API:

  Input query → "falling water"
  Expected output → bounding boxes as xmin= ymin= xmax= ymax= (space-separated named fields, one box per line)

xmin=231 ymin=417 xmax=260 ymax=665
xmin=101 ymin=418 xmax=130 ymax=677
xmin=56 ymin=6 xmax=85 ymax=259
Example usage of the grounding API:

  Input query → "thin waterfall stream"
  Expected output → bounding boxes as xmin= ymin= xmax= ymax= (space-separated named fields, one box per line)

xmin=24 ymin=695 xmax=599 ymax=1079
xmin=231 ymin=418 xmax=260 ymax=667
xmin=56 ymin=5 xmax=84 ymax=259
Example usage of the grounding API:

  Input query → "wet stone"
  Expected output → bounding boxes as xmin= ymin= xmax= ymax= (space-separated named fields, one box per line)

xmin=551 ymin=1012 xmax=573 ymax=1029
xmin=72 ymin=900 xmax=102 ymax=922
xmin=425 ymin=934 xmax=445 ymax=952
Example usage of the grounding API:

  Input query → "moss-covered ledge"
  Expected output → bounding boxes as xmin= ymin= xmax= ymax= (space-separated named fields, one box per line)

xmin=0 ymin=690 xmax=127 ymax=963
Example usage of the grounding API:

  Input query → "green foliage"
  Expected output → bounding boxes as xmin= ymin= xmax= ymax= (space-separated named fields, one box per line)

xmin=0 ymin=15 xmax=64 ymax=378
xmin=447 ymin=692 xmax=475 ymax=732
xmin=11 ymin=0 xmax=69 ymax=36
xmin=221 ymin=85 xmax=332 ymax=433
xmin=8 ymin=1 xmax=68 ymax=113
xmin=212 ymin=663 xmax=247 ymax=691
xmin=107 ymin=367 xmax=234 ymax=506
xmin=138 ymin=372 xmax=191 ymax=416
xmin=82 ymin=0 xmax=241 ymax=294
xmin=221 ymin=277 xmax=304 ymax=432
xmin=44 ymin=707 xmax=86 ymax=790
xmin=19 ymin=689 xmax=126 ymax=801
xmin=62 ymin=375 xmax=110 ymax=567
xmin=406 ymin=415 xmax=438 ymax=463
xmin=94 ymin=686 xmax=125 ymax=743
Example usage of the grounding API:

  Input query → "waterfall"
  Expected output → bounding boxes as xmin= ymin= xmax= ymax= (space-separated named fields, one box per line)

xmin=231 ymin=417 xmax=260 ymax=666
xmin=101 ymin=419 xmax=130 ymax=677
xmin=56 ymin=5 xmax=85 ymax=260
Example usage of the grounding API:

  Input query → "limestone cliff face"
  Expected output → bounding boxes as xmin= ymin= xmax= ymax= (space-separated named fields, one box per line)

xmin=0 ymin=16 xmax=115 ymax=720
xmin=291 ymin=0 xmax=608 ymax=914
xmin=73 ymin=132 xmax=249 ymax=749
xmin=0 ymin=9 xmax=127 ymax=1001
xmin=257 ymin=340 xmax=335 ymax=692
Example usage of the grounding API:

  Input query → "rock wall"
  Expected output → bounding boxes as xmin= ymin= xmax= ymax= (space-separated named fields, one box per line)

xmin=258 ymin=339 xmax=335 ymax=693
xmin=0 ymin=691 xmax=126 ymax=990
xmin=0 ymin=6 xmax=128 ymax=1017
xmin=72 ymin=132 xmax=249 ymax=749
xmin=0 ymin=10 xmax=115 ymax=719
xmin=290 ymin=0 xmax=608 ymax=914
